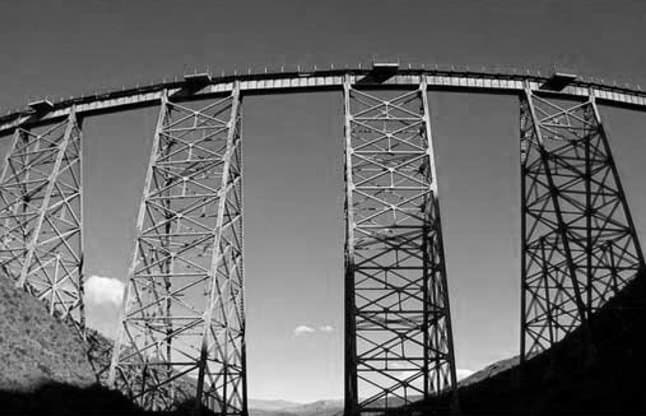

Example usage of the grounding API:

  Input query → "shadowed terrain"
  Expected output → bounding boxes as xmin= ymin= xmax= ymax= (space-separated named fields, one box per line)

xmin=0 ymin=272 xmax=96 ymax=390
xmin=407 ymin=271 xmax=646 ymax=415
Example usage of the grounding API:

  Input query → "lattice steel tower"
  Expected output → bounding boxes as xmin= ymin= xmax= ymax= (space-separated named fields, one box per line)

xmin=108 ymin=85 xmax=247 ymax=414
xmin=343 ymin=76 xmax=457 ymax=415
xmin=0 ymin=110 xmax=85 ymax=332
xmin=520 ymin=85 xmax=645 ymax=359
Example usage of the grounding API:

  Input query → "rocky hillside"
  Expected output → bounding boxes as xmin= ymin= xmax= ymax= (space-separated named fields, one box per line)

xmin=0 ymin=274 xmax=96 ymax=390
xmin=0 ymin=274 xmax=142 ymax=415
xmin=0 ymin=274 xmax=214 ymax=415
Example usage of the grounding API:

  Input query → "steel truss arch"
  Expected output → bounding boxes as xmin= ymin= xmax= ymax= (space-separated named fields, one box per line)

xmin=1 ymin=65 xmax=646 ymax=416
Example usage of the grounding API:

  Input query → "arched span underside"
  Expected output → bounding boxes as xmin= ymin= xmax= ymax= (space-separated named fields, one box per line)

xmin=0 ymin=67 xmax=644 ymax=416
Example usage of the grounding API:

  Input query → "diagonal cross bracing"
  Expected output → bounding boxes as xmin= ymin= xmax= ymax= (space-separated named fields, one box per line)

xmin=0 ymin=111 xmax=85 ymax=330
xmin=520 ymin=87 xmax=645 ymax=359
xmin=108 ymin=86 xmax=247 ymax=415
xmin=343 ymin=77 xmax=457 ymax=415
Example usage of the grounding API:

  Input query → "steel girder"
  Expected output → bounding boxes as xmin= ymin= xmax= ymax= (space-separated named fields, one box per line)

xmin=520 ymin=86 xmax=645 ymax=359
xmin=0 ymin=111 xmax=85 ymax=331
xmin=6 ymin=67 xmax=646 ymax=136
xmin=108 ymin=85 xmax=248 ymax=415
xmin=343 ymin=77 xmax=457 ymax=415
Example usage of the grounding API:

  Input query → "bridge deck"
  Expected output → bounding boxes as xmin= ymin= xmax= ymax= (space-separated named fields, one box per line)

xmin=2 ymin=67 xmax=646 ymax=135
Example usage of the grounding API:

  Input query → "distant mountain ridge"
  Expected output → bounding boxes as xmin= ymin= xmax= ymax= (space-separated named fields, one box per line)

xmin=248 ymin=399 xmax=302 ymax=410
xmin=249 ymin=399 xmax=343 ymax=416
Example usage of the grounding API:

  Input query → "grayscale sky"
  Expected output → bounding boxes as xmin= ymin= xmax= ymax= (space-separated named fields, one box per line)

xmin=1 ymin=0 xmax=646 ymax=403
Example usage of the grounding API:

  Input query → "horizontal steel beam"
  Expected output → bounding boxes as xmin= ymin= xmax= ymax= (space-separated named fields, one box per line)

xmin=2 ymin=68 xmax=646 ymax=136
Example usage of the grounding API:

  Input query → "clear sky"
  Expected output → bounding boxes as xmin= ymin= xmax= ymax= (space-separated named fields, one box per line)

xmin=1 ymin=0 xmax=646 ymax=403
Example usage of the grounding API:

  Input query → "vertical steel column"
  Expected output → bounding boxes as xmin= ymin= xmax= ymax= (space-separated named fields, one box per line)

xmin=0 ymin=111 xmax=85 ymax=331
xmin=588 ymin=91 xmax=645 ymax=270
xmin=343 ymin=76 xmax=457 ymax=415
xmin=520 ymin=87 xmax=644 ymax=359
xmin=420 ymin=78 xmax=459 ymax=399
xmin=343 ymin=75 xmax=359 ymax=416
xmin=109 ymin=86 xmax=247 ymax=415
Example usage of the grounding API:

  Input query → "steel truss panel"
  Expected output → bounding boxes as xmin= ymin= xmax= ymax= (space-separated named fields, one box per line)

xmin=0 ymin=111 xmax=85 ymax=329
xmin=343 ymin=77 xmax=457 ymax=415
xmin=520 ymin=86 xmax=645 ymax=358
xmin=108 ymin=86 xmax=247 ymax=415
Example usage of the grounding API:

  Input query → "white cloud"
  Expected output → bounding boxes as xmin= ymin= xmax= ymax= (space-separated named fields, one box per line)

xmin=85 ymin=275 xmax=125 ymax=306
xmin=319 ymin=325 xmax=334 ymax=333
xmin=456 ymin=368 xmax=474 ymax=381
xmin=293 ymin=325 xmax=316 ymax=336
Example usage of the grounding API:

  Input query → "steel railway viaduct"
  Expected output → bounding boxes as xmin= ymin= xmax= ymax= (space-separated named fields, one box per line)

xmin=0 ymin=63 xmax=644 ymax=415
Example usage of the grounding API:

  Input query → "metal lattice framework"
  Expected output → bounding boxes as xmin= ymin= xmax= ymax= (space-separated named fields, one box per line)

xmin=2 ymin=66 xmax=646 ymax=416
xmin=107 ymin=86 xmax=247 ymax=414
xmin=343 ymin=77 xmax=457 ymax=415
xmin=520 ymin=85 xmax=645 ymax=358
xmin=0 ymin=111 xmax=85 ymax=330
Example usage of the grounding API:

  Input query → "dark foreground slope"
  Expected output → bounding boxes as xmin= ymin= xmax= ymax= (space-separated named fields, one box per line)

xmin=410 ymin=271 xmax=646 ymax=415
xmin=0 ymin=275 xmax=215 ymax=416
